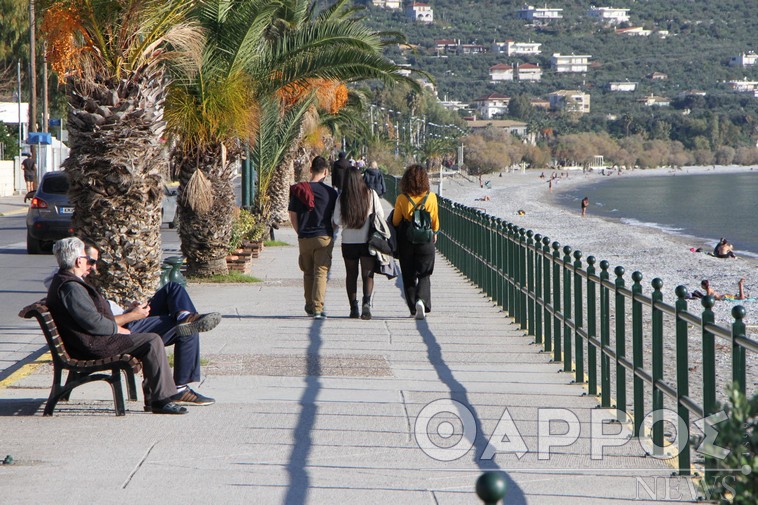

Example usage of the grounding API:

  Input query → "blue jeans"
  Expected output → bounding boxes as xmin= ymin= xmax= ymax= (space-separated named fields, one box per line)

xmin=127 ymin=282 xmax=201 ymax=385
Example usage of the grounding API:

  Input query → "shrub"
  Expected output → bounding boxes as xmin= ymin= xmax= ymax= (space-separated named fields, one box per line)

xmin=228 ymin=209 xmax=267 ymax=253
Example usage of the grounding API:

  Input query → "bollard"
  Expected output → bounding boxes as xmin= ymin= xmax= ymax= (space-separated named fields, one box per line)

xmin=476 ymin=471 xmax=506 ymax=504
xmin=159 ymin=264 xmax=172 ymax=288
xmin=163 ymin=256 xmax=186 ymax=286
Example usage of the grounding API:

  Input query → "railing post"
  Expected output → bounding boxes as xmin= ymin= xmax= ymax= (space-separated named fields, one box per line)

xmin=674 ymin=285 xmax=691 ymax=475
xmin=534 ymin=233 xmax=543 ymax=345
xmin=651 ymin=278 xmax=664 ymax=456
xmin=731 ymin=306 xmax=747 ymax=394
xmin=562 ymin=245 xmax=573 ymax=372
xmin=552 ymin=241 xmax=562 ymax=363
xmin=586 ymin=256 xmax=597 ymax=395
xmin=507 ymin=224 xmax=516 ymax=318
xmin=701 ymin=295 xmax=716 ymax=483
xmin=600 ymin=260 xmax=611 ymax=408
xmin=496 ymin=218 xmax=506 ymax=310
xmin=631 ymin=271 xmax=644 ymax=437
xmin=527 ymin=230 xmax=535 ymax=337
xmin=573 ymin=250 xmax=584 ymax=384
xmin=614 ymin=266 xmax=627 ymax=418
xmin=519 ymin=228 xmax=528 ymax=330
xmin=512 ymin=225 xmax=521 ymax=326
xmin=542 ymin=236 xmax=552 ymax=354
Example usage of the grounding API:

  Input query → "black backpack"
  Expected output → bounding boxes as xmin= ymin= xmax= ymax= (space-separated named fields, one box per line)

xmin=404 ymin=193 xmax=433 ymax=244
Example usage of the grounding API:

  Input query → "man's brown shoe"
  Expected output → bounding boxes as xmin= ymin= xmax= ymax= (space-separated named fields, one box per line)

xmin=176 ymin=312 xmax=221 ymax=336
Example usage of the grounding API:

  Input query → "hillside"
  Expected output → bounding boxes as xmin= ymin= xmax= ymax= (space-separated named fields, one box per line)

xmin=360 ymin=0 xmax=758 ymax=117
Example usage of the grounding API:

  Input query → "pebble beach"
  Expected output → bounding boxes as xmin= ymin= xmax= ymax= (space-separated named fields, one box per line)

xmin=440 ymin=165 xmax=758 ymax=333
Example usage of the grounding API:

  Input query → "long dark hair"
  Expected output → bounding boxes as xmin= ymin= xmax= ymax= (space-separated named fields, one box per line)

xmin=399 ymin=164 xmax=429 ymax=196
xmin=340 ymin=167 xmax=371 ymax=229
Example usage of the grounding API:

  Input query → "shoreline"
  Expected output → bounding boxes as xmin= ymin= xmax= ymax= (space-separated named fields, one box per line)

xmin=440 ymin=165 xmax=757 ymax=330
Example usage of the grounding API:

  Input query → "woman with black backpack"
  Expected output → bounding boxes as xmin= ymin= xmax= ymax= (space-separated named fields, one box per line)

xmin=392 ymin=164 xmax=440 ymax=320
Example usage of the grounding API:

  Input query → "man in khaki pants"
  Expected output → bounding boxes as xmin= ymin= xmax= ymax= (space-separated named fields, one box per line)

xmin=288 ymin=156 xmax=338 ymax=319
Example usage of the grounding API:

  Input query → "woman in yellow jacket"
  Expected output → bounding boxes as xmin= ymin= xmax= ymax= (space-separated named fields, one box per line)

xmin=392 ymin=165 xmax=440 ymax=319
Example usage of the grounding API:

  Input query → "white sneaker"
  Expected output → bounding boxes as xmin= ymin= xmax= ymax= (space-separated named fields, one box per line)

xmin=415 ymin=300 xmax=425 ymax=320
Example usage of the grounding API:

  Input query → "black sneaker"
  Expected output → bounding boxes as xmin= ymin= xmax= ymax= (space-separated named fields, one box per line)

xmin=313 ymin=312 xmax=327 ymax=320
xmin=171 ymin=388 xmax=215 ymax=406
xmin=176 ymin=312 xmax=221 ymax=336
xmin=304 ymin=305 xmax=315 ymax=316
xmin=349 ymin=301 xmax=360 ymax=318
xmin=361 ymin=303 xmax=372 ymax=320
xmin=151 ymin=401 xmax=188 ymax=415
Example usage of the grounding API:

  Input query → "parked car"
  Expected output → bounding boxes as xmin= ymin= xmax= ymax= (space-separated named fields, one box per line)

xmin=27 ymin=173 xmax=177 ymax=254
xmin=26 ymin=171 xmax=76 ymax=254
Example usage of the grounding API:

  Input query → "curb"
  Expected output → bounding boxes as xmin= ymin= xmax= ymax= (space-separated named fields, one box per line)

xmin=0 ymin=353 xmax=50 ymax=389
xmin=0 ymin=208 xmax=28 ymax=217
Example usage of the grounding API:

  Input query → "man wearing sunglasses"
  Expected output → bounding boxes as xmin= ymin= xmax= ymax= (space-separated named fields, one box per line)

xmin=82 ymin=243 xmax=218 ymax=407
xmin=46 ymin=237 xmax=187 ymax=414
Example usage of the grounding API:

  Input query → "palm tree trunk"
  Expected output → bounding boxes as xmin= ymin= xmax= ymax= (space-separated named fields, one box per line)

xmin=175 ymin=144 xmax=238 ymax=276
xmin=64 ymin=72 xmax=167 ymax=305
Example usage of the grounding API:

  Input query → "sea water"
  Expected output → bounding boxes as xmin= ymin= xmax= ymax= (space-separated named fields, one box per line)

xmin=555 ymin=171 xmax=758 ymax=258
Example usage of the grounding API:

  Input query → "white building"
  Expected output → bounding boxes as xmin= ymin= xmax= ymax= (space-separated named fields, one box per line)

xmin=729 ymin=52 xmax=758 ymax=67
xmin=372 ymin=0 xmax=402 ymax=8
xmin=517 ymin=5 xmax=563 ymax=23
xmin=516 ymin=63 xmax=542 ymax=81
xmin=588 ymin=6 xmax=630 ymax=24
xmin=506 ymin=40 xmax=541 ymax=56
xmin=489 ymin=64 xmax=514 ymax=82
xmin=471 ymin=93 xmax=511 ymax=119
xmin=549 ymin=90 xmax=591 ymax=114
xmin=465 ymin=119 xmax=529 ymax=138
xmin=637 ymin=94 xmax=670 ymax=107
xmin=406 ymin=2 xmax=433 ymax=23
xmin=726 ymin=78 xmax=758 ymax=93
xmin=615 ymin=26 xmax=651 ymax=36
xmin=608 ymin=81 xmax=637 ymax=91
xmin=551 ymin=53 xmax=591 ymax=73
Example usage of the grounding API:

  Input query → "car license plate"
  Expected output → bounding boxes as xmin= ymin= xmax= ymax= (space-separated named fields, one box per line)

xmin=59 ymin=207 xmax=74 ymax=214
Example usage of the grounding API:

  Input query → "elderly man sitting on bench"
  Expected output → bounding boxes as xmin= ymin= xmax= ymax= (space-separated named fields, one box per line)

xmin=47 ymin=237 xmax=186 ymax=414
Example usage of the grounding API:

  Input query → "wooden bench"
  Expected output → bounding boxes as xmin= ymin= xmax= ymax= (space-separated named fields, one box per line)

xmin=19 ymin=300 xmax=142 ymax=416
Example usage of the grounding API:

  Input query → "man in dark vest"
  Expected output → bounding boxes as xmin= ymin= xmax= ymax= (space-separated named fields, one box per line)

xmin=46 ymin=237 xmax=187 ymax=414
xmin=331 ymin=151 xmax=351 ymax=192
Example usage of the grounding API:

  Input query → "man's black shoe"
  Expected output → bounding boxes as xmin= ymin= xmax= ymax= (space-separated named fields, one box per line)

xmin=176 ymin=312 xmax=221 ymax=336
xmin=151 ymin=401 xmax=188 ymax=415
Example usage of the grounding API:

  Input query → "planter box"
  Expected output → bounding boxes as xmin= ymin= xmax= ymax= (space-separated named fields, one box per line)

xmin=243 ymin=240 xmax=265 ymax=258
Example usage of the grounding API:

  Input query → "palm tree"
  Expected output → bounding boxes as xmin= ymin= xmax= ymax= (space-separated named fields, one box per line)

xmin=168 ymin=0 xmax=420 ymax=275
xmin=42 ymin=0 xmax=199 ymax=304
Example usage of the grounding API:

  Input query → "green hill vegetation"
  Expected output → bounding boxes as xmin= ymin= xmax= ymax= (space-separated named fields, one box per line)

xmin=353 ymin=0 xmax=758 ymax=166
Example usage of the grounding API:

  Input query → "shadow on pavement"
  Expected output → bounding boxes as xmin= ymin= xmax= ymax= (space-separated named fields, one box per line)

xmin=415 ymin=318 xmax=527 ymax=505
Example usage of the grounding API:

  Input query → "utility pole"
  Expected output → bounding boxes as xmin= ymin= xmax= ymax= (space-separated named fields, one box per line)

xmin=43 ymin=42 xmax=49 ymax=133
xmin=29 ymin=0 xmax=37 ymax=134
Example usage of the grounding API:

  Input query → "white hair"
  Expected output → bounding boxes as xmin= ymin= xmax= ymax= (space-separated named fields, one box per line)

xmin=53 ymin=237 xmax=85 ymax=270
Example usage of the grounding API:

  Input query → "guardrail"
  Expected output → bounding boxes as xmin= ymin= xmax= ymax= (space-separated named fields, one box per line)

xmin=384 ymin=174 xmax=756 ymax=479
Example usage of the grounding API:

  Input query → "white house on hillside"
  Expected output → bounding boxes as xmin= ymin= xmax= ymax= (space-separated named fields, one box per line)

xmin=507 ymin=41 xmax=541 ymax=56
xmin=637 ymin=94 xmax=670 ymax=107
xmin=726 ymin=78 xmax=758 ymax=93
xmin=406 ymin=2 xmax=433 ymax=23
xmin=608 ymin=81 xmax=637 ymax=91
xmin=489 ymin=64 xmax=514 ymax=82
xmin=616 ymin=26 xmax=651 ymax=36
xmin=517 ymin=5 xmax=563 ymax=23
xmin=549 ymin=90 xmax=591 ymax=114
xmin=588 ymin=6 xmax=630 ymax=24
xmin=471 ymin=93 xmax=511 ymax=119
xmin=516 ymin=63 xmax=542 ymax=81
xmin=551 ymin=53 xmax=591 ymax=73
xmin=372 ymin=0 xmax=401 ymax=8
xmin=729 ymin=52 xmax=758 ymax=67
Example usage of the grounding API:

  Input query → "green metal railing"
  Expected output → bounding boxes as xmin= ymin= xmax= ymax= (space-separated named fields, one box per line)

xmin=384 ymin=174 xmax=757 ymax=478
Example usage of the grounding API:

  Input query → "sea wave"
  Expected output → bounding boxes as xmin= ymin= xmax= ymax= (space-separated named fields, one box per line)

xmin=619 ymin=218 xmax=684 ymax=234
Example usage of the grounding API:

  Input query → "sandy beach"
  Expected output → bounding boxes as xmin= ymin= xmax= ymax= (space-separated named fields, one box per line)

xmin=440 ymin=165 xmax=758 ymax=331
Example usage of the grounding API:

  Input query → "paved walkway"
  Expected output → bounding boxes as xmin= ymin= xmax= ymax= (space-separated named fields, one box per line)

xmin=0 ymin=199 xmax=692 ymax=504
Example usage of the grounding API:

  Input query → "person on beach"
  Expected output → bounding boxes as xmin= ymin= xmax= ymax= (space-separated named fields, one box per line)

xmin=392 ymin=165 xmax=440 ymax=320
xmin=696 ymin=279 xmax=748 ymax=300
xmin=713 ymin=238 xmax=736 ymax=258
xmin=581 ymin=196 xmax=589 ymax=217
xmin=333 ymin=168 xmax=384 ymax=319
xmin=289 ymin=156 xmax=338 ymax=319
